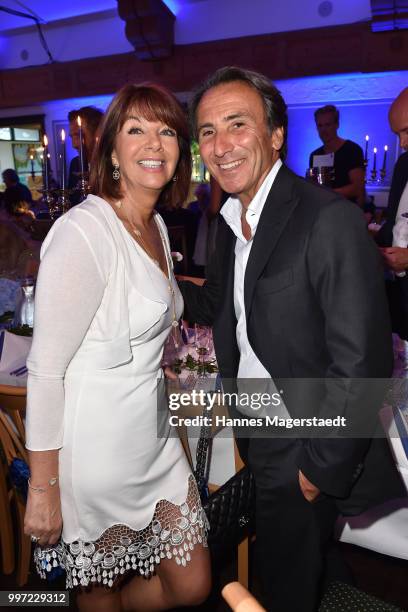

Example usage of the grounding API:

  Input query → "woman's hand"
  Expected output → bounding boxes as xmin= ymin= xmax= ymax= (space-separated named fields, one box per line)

xmin=24 ymin=485 xmax=63 ymax=547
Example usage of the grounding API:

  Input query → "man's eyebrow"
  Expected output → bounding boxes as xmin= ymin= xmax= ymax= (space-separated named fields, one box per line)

xmin=224 ymin=112 xmax=250 ymax=122
xmin=197 ymin=111 xmax=250 ymax=132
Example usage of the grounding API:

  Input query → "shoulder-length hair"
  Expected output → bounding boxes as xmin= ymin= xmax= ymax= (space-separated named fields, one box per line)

xmin=89 ymin=83 xmax=191 ymax=207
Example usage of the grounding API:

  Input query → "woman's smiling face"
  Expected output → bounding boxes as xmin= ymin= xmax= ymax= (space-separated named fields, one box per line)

xmin=112 ymin=111 xmax=180 ymax=197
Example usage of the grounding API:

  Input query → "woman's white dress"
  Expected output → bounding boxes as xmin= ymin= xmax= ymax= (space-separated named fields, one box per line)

xmin=25 ymin=195 xmax=208 ymax=588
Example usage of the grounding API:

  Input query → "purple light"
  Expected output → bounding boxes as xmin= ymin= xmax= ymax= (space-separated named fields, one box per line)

xmin=161 ymin=0 xmax=181 ymax=16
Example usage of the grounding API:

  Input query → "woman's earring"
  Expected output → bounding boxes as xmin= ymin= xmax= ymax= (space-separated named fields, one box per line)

xmin=172 ymin=175 xmax=178 ymax=182
xmin=112 ymin=163 xmax=120 ymax=181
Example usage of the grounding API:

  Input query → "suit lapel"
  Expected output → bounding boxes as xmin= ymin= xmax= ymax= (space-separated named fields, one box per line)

xmin=244 ymin=165 xmax=300 ymax=318
xmin=218 ymin=216 xmax=236 ymax=316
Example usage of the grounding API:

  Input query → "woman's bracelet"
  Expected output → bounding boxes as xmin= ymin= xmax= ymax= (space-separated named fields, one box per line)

xmin=28 ymin=476 xmax=59 ymax=494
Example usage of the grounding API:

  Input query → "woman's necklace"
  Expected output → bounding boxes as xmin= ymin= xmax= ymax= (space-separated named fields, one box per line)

xmin=120 ymin=201 xmax=161 ymax=268
xmin=116 ymin=201 xmax=180 ymax=343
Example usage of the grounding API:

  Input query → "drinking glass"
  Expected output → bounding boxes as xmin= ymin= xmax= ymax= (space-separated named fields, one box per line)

xmin=194 ymin=324 xmax=212 ymax=377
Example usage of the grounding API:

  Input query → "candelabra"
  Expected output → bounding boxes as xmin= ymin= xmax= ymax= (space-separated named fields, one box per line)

xmin=364 ymin=142 xmax=388 ymax=186
xmin=77 ymin=173 xmax=90 ymax=203
xmin=38 ymin=188 xmax=56 ymax=219
xmin=55 ymin=189 xmax=71 ymax=216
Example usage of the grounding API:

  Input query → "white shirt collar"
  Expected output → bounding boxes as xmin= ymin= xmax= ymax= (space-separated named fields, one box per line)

xmin=220 ymin=158 xmax=282 ymax=243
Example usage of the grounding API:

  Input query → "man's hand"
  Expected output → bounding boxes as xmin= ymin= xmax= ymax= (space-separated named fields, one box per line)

xmin=380 ymin=247 xmax=408 ymax=273
xmin=298 ymin=470 xmax=320 ymax=502
xmin=163 ymin=366 xmax=178 ymax=381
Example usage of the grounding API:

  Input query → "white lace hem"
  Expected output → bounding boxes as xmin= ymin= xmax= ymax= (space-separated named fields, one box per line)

xmin=33 ymin=475 xmax=209 ymax=589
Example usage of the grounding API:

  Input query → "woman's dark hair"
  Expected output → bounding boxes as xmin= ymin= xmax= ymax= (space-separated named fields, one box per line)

xmin=89 ymin=83 xmax=191 ymax=207
xmin=189 ymin=66 xmax=288 ymax=159
xmin=4 ymin=186 xmax=29 ymax=216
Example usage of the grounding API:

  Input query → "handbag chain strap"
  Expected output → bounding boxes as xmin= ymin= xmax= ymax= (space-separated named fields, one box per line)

xmin=194 ymin=404 xmax=213 ymax=499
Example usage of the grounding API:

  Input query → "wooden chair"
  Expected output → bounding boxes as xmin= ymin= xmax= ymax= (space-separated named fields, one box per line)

xmin=0 ymin=384 xmax=26 ymax=443
xmin=0 ymin=408 xmax=31 ymax=586
xmin=0 ymin=446 xmax=15 ymax=575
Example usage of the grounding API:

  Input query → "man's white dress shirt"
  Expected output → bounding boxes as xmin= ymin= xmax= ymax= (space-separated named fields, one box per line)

xmin=220 ymin=159 xmax=282 ymax=380
xmin=392 ymin=181 xmax=408 ymax=277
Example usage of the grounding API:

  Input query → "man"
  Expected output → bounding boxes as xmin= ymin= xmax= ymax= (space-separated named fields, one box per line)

xmin=67 ymin=106 xmax=103 ymax=204
xmin=1 ymin=168 xmax=33 ymax=206
xmin=377 ymin=88 xmax=408 ymax=339
xmin=309 ymin=105 xmax=365 ymax=205
xmin=180 ymin=67 xmax=404 ymax=611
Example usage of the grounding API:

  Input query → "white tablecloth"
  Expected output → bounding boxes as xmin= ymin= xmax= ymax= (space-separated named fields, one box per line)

xmin=0 ymin=329 xmax=32 ymax=386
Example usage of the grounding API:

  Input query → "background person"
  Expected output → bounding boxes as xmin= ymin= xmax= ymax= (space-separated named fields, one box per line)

xmin=67 ymin=106 xmax=104 ymax=204
xmin=377 ymin=87 xmax=408 ymax=339
xmin=24 ymin=83 xmax=210 ymax=611
xmin=309 ymin=104 xmax=365 ymax=205
xmin=188 ymin=183 xmax=210 ymax=276
xmin=1 ymin=168 xmax=33 ymax=208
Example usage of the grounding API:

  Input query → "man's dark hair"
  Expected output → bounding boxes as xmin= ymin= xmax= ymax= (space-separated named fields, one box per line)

xmin=68 ymin=106 xmax=104 ymax=135
xmin=2 ymin=168 xmax=19 ymax=184
xmin=314 ymin=104 xmax=340 ymax=124
xmin=189 ymin=66 xmax=288 ymax=159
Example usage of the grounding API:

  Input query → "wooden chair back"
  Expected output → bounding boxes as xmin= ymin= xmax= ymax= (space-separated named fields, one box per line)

xmin=0 ymin=384 xmax=26 ymax=444
xmin=0 ymin=406 xmax=30 ymax=585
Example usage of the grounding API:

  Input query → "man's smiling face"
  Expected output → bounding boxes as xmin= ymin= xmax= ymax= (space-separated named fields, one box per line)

xmin=196 ymin=81 xmax=283 ymax=207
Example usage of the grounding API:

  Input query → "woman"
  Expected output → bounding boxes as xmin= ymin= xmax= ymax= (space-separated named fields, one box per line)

xmin=0 ymin=186 xmax=39 ymax=277
xmin=24 ymin=83 xmax=211 ymax=611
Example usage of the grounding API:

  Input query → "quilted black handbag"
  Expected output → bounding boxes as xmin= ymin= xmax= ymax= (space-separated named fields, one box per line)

xmin=194 ymin=417 xmax=255 ymax=556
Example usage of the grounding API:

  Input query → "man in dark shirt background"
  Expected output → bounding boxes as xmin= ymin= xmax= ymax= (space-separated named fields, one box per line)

xmin=67 ymin=106 xmax=103 ymax=205
xmin=1 ymin=168 xmax=33 ymax=207
xmin=309 ymin=104 xmax=365 ymax=205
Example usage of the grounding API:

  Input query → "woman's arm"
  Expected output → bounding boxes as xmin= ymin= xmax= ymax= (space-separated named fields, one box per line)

xmin=24 ymin=211 xmax=111 ymax=545
xmin=24 ymin=450 xmax=62 ymax=547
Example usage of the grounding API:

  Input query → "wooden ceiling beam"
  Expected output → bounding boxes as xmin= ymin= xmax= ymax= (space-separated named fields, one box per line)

xmin=117 ymin=0 xmax=175 ymax=60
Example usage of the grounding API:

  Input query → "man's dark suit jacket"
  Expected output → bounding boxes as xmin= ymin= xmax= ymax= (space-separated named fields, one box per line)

xmin=376 ymin=151 xmax=408 ymax=339
xmin=181 ymin=164 xmax=404 ymax=515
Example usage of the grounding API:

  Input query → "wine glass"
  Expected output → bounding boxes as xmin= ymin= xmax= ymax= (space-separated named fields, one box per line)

xmin=194 ymin=324 xmax=212 ymax=377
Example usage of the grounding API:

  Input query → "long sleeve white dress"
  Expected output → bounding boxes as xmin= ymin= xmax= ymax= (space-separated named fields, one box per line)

xmin=25 ymin=195 xmax=208 ymax=589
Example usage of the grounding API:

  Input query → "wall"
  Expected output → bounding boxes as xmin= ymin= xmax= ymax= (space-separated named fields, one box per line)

xmin=0 ymin=0 xmax=373 ymax=70
xmin=172 ymin=0 xmax=372 ymax=44
xmin=280 ymin=70 xmax=407 ymax=180
xmin=0 ymin=11 xmax=132 ymax=71
xmin=0 ymin=94 xmax=112 ymax=177
xmin=0 ymin=68 xmax=406 ymax=205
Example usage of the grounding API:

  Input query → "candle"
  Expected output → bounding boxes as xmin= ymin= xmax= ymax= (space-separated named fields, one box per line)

xmin=30 ymin=155 xmax=35 ymax=179
xmin=43 ymin=134 xmax=49 ymax=190
xmin=77 ymin=116 xmax=85 ymax=176
xmin=61 ymin=128 xmax=66 ymax=191
xmin=382 ymin=145 xmax=388 ymax=172
xmin=364 ymin=135 xmax=369 ymax=162
xmin=373 ymin=147 xmax=377 ymax=172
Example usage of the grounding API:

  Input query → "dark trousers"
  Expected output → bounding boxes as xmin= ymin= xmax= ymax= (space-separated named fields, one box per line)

xmin=249 ymin=438 xmax=339 ymax=612
xmin=385 ymin=277 xmax=408 ymax=340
